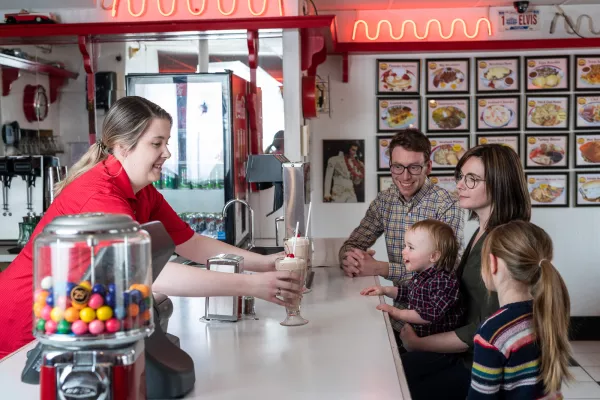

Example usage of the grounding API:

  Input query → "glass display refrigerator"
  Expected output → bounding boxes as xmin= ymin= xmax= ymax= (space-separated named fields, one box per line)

xmin=126 ymin=72 xmax=251 ymax=246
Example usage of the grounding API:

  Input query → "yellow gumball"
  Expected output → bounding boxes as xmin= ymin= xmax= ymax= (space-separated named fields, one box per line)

xmin=79 ymin=281 xmax=92 ymax=291
xmin=79 ymin=307 xmax=96 ymax=323
xmin=50 ymin=307 xmax=64 ymax=322
xmin=96 ymin=306 xmax=113 ymax=321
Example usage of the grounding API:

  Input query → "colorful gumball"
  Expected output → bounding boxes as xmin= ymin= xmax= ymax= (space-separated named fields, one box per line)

xmin=57 ymin=320 xmax=71 ymax=334
xmin=123 ymin=318 xmax=134 ymax=330
xmin=33 ymin=302 xmax=44 ymax=318
xmin=144 ymin=297 xmax=151 ymax=308
xmin=138 ymin=300 xmax=147 ymax=313
xmin=50 ymin=307 xmax=64 ymax=322
xmin=79 ymin=281 xmax=92 ymax=291
xmin=64 ymin=307 xmax=80 ymax=323
xmin=35 ymin=290 xmax=49 ymax=304
xmin=108 ymin=283 xmax=116 ymax=294
xmin=129 ymin=290 xmax=142 ymax=305
xmin=105 ymin=292 xmax=115 ymax=308
xmin=114 ymin=306 xmax=126 ymax=320
xmin=96 ymin=306 xmax=113 ymax=321
xmin=45 ymin=320 xmax=58 ymax=334
xmin=88 ymin=320 xmax=105 ymax=335
xmin=127 ymin=304 xmax=140 ymax=318
xmin=40 ymin=305 xmax=52 ymax=321
xmin=105 ymin=318 xmax=121 ymax=333
xmin=66 ymin=282 xmax=76 ymax=297
xmin=91 ymin=284 xmax=106 ymax=296
xmin=79 ymin=307 xmax=96 ymax=323
xmin=45 ymin=293 xmax=54 ymax=307
xmin=70 ymin=285 xmax=90 ymax=308
xmin=71 ymin=320 xmax=88 ymax=335
xmin=36 ymin=318 xmax=46 ymax=331
xmin=122 ymin=291 xmax=130 ymax=307
xmin=88 ymin=294 xmax=104 ymax=310
xmin=40 ymin=276 xmax=53 ymax=290
xmin=138 ymin=285 xmax=150 ymax=298
xmin=141 ymin=310 xmax=151 ymax=322
xmin=56 ymin=296 xmax=71 ymax=309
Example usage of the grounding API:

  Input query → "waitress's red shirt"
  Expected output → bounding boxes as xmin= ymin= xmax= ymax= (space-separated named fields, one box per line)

xmin=0 ymin=155 xmax=194 ymax=359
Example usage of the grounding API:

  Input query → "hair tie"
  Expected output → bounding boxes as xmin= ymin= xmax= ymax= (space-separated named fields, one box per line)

xmin=538 ymin=259 xmax=549 ymax=269
xmin=96 ymin=140 xmax=108 ymax=153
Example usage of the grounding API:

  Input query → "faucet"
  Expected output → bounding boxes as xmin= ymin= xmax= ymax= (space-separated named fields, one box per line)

xmin=222 ymin=199 xmax=255 ymax=249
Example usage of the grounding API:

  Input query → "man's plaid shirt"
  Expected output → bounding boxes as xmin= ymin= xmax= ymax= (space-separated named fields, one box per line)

xmin=339 ymin=178 xmax=465 ymax=332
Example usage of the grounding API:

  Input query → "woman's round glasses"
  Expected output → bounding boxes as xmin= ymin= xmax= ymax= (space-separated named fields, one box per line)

xmin=456 ymin=173 xmax=484 ymax=189
xmin=390 ymin=163 xmax=424 ymax=175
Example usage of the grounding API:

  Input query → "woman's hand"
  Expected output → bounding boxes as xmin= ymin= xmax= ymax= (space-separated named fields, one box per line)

xmin=265 ymin=252 xmax=285 ymax=271
xmin=400 ymin=324 xmax=420 ymax=352
xmin=248 ymin=270 xmax=303 ymax=307
xmin=360 ymin=286 xmax=385 ymax=296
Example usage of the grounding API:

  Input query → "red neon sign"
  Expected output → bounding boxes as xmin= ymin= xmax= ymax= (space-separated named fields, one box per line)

xmin=104 ymin=0 xmax=284 ymax=17
xmin=352 ymin=18 xmax=492 ymax=41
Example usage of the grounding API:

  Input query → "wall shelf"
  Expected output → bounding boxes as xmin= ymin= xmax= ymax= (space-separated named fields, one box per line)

xmin=0 ymin=52 xmax=79 ymax=103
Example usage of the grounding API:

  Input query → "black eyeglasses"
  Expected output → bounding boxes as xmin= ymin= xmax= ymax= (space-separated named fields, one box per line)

xmin=456 ymin=172 xmax=485 ymax=189
xmin=390 ymin=163 xmax=425 ymax=175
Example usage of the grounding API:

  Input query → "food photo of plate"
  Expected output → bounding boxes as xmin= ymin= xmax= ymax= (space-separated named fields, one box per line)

xmin=432 ymin=106 xmax=466 ymax=130
xmin=380 ymin=68 xmax=417 ymax=92
xmin=431 ymin=67 xmax=465 ymax=90
xmin=529 ymin=143 xmax=565 ymax=166
xmin=580 ymin=141 xmax=600 ymax=163
xmin=481 ymin=66 xmax=515 ymax=90
xmin=431 ymin=144 xmax=466 ymax=166
xmin=578 ymin=102 xmax=600 ymax=125
xmin=580 ymin=65 xmax=600 ymax=86
xmin=381 ymin=105 xmax=416 ymax=129
xmin=580 ymin=179 xmax=600 ymax=202
xmin=528 ymin=65 xmax=563 ymax=89
xmin=528 ymin=103 xmax=567 ymax=127
xmin=530 ymin=182 xmax=565 ymax=203
xmin=481 ymin=105 xmax=514 ymax=128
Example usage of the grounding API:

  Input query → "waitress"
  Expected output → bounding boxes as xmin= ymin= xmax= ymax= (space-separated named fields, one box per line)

xmin=0 ymin=96 xmax=301 ymax=359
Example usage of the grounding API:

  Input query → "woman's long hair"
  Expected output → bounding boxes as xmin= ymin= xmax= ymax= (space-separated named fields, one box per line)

xmin=481 ymin=220 xmax=572 ymax=394
xmin=54 ymin=96 xmax=172 ymax=197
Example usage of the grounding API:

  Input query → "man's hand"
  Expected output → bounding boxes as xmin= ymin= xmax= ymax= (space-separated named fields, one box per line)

xmin=341 ymin=248 xmax=383 ymax=277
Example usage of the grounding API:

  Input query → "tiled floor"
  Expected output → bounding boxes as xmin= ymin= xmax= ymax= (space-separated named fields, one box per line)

xmin=565 ymin=341 xmax=600 ymax=399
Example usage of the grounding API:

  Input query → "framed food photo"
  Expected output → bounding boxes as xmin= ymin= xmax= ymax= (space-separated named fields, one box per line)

xmin=524 ymin=56 xmax=570 ymax=92
xmin=476 ymin=96 xmax=520 ymax=132
xmin=525 ymin=134 xmax=569 ymax=169
xmin=575 ymin=55 xmax=600 ymax=91
xmin=575 ymin=172 xmax=600 ymax=206
xmin=429 ymin=135 xmax=470 ymax=170
xmin=376 ymin=136 xmax=394 ymax=172
xmin=475 ymin=57 xmax=520 ymax=93
xmin=526 ymin=172 xmax=569 ymax=208
xmin=475 ymin=134 xmax=520 ymax=157
xmin=574 ymin=94 xmax=600 ymax=130
xmin=376 ymin=59 xmax=420 ymax=95
xmin=525 ymin=95 xmax=569 ymax=131
xmin=574 ymin=133 xmax=600 ymax=168
xmin=378 ymin=175 xmax=394 ymax=192
xmin=426 ymin=97 xmax=470 ymax=133
xmin=425 ymin=59 xmax=470 ymax=94
xmin=377 ymin=97 xmax=420 ymax=133
xmin=429 ymin=173 xmax=458 ymax=200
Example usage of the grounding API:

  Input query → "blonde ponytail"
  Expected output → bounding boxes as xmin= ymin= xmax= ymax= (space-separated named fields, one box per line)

xmin=533 ymin=259 xmax=572 ymax=393
xmin=481 ymin=220 xmax=572 ymax=394
xmin=54 ymin=142 xmax=108 ymax=197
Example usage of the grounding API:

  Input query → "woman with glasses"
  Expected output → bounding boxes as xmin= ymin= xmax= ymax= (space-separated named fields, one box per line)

xmin=398 ymin=144 xmax=531 ymax=400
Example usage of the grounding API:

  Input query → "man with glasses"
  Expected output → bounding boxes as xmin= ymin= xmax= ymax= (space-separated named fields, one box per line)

xmin=339 ymin=129 xmax=464 ymax=333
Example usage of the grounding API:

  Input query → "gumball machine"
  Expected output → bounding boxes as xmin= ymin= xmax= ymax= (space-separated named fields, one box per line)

xmin=33 ymin=213 xmax=154 ymax=400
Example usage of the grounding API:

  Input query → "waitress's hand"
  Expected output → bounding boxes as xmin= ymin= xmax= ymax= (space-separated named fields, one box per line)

xmin=249 ymin=270 xmax=303 ymax=307
xmin=400 ymin=324 xmax=420 ymax=352
xmin=265 ymin=252 xmax=285 ymax=271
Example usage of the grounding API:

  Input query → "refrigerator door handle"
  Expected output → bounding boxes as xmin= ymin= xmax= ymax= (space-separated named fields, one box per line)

xmin=275 ymin=216 xmax=284 ymax=247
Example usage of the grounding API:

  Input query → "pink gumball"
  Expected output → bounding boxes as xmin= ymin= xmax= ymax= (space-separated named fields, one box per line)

xmin=45 ymin=320 xmax=57 ymax=334
xmin=40 ymin=305 xmax=52 ymax=321
xmin=71 ymin=320 xmax=88 ymax=335
xmin=105 ymin=318 xmax=121 ymax=333
xmin=88 ymin=320 xmax=105 ymax=335
xmin=56 ymin=296 xmax=71 ymax=309
xmin=87 ymin=294 xmax=104 ymax=310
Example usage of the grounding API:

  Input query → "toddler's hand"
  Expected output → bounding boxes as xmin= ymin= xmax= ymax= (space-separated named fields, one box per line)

xmin=376 ymin=304 xmax=399 ymax=320
xmin=360 ymin=286 xmax=385 ymax=296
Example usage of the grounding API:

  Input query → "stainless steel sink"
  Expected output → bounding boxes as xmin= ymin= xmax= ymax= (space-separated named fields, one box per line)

xmin=248 ymin=246 xmax=284 ymax=255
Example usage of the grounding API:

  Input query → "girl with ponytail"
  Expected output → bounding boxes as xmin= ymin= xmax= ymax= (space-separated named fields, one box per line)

xmin=468 ymin=220 xmax=572 ymax=399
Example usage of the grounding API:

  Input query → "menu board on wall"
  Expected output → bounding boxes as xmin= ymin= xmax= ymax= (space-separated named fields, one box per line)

xmin=575 ymin=134 xmax=600 ymax=168
xmin=475 ymin=57 xmax=520 ymax=93
xmin=525 ymin=56 xmax=570 ymax=92
xmin=476 ymin=96 xmax=520 ymax=131
xmin=377 ymin=136 xmax=393 ymax=171
xmin=526 ymin=173 xmax=569 ymax=207
xmin=575 ymin=55 xmax=600 ymax=91
xmin=426 ymin=59 xmax=470 ymax=94
xmin=429 ymin=174 xmax=458 ymax=199
xmin=377 ymin=98 xmax=420 ymax=132
xmin=576 ymin=172 xmax=600 ymax=206
xmin=476 ymin=134 xmax=520 ymax=156
xmin=575 ymin=94 xmax=600 ymax=129
xmin=525 ymin=134 xmax=569 ymax=169
xmin=378 ymin=175 xmax=394 ymax=192
xmin=429 ymin=135 xmax=470 ymax=170
xmin=376 ymin=59 xmax=420 ymax=95
xmin=525 ymin=96 xmax=569 ymax=130
xmin=426 ymin=97 xmax=470 ymax=133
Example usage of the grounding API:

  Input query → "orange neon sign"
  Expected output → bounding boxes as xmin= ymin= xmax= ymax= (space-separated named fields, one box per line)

xmin=352 ymin=18 xmax=492 ymax=41
xmin=105 ymin=0 xmax=284 ymax=17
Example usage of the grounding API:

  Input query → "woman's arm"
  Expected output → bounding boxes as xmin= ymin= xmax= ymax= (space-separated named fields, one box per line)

xmin=175 ymin=233 xmax=280 ymax=273
xmin=401 ymin=325 xmax=469 ymax=353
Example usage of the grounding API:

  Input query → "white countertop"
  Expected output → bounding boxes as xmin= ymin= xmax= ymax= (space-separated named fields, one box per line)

xmin=0 ymin=267 xmax=410 ymax=399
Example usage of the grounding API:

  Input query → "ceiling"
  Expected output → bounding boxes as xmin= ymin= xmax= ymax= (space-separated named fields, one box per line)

xmin=311 ymin=0 xmax=597 ymax=11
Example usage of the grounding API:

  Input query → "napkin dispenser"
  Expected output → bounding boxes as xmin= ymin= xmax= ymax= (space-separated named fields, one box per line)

xmin=205 ymin=254 xmax=244 ymax=321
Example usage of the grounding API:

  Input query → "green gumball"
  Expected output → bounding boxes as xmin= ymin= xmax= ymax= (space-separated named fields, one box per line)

xmin=36 ymin=319 xmax=46 ymax=332
xmin=57 ymin=320 xmax=71 ymax=334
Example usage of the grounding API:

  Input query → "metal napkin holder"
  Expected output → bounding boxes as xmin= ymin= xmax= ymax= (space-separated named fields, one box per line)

xmin=204 ymin=254 xmax=244 ymax=322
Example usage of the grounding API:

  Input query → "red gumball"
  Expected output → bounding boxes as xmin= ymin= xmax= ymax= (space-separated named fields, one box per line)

xmin=105 ymin=318 xmax=121 ymax=333
xmin=45 ymin=320 xmax=58 ymax=334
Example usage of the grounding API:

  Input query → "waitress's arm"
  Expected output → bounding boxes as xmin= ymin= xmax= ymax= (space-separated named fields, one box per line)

xmin=175 ymin=233 xmax=279 ymax=273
